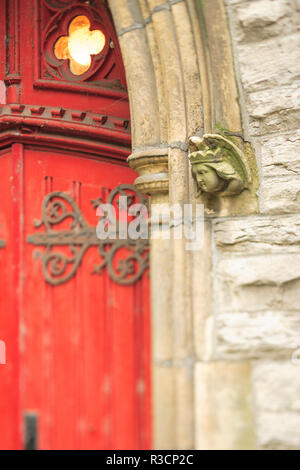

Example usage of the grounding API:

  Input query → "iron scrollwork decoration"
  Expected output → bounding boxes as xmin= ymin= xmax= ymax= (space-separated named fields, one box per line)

xmin=27 ymin=185 xmax=149 ymax=286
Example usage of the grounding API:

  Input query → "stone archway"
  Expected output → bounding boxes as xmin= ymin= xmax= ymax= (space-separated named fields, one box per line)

xmin=109 ymin=0 xmax=257 ymax=449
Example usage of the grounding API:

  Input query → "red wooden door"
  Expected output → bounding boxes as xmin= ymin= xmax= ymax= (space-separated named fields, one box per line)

xmin=0 ymin=0 xmax=151 ymax=450
xmin=0 ymin=145 xmax=151 ymax=451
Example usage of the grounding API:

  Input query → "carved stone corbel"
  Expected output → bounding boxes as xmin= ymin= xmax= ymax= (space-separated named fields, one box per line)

xmin=189 ymin=133 xmax=251 ymax=196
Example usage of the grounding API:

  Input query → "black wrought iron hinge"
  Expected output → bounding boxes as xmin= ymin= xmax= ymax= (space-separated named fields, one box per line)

xmin=27 ymin=185 xmax=149 ymax=286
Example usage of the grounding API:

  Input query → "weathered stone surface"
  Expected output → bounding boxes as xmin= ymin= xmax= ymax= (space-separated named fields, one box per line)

xmin=109 ymin=0 xmax=143 ymax=32
xmin=251 ymin=360 xmax=300 ymax=412
xmin=237 ymin=34 xmax=300 ymax=93
xmin=248 ymin=84 xmax=300 ymax=121
xmin=227 ymin=0 xmax=300 ymax=142
xmin=151 ymin=236 xmax=173 ymax=362
xmin=256 ymin=411 xmax=300 ymax=449
xmin=202 ymin=0 xmax=300 ymax=450
xmin=200 ymin=0 xmax=242 ymax=131
xmin=171 ymin=0 xmax=203 ymax=136
xmin=117 ymin=28 xmax=161 ymax=149
xmin=246 ymin=83 xmax=300 ymax=136
xmin=195 ymin=361 xmax=255 ymax=450
xmin=260 ymin=175 xmax=300 ymax=213
xmin=214 ymin=0 xmax=300 ymax=446
xmin=216 ymin=253 xmax=300 ymax=303
xmin=153 ymin=364 xmax=194 ymax=450
xmin=152 ymin=365 xmax=176 ymax=449
xmin=252 ymin=360 xmax=300 ymax=449
xmin=174 ymin=365 xmax=194 ymax=450
xmin=249 ymin=110 xmax=300 ymax=137
xmin=211 ymin=0 xmax=300 ymax=451
xmin=225 ymin=0 xmax=250 ymax=5
xmin=260 ymin=130 xmax=300 ymax=177
xmin=113 ymin=0 xmax=300 ymax=451
xmin=215 ymin=312 xmax=300 ymax=359
xmin=151 ymin=8 xmax=187 ymax=142
xmin=214 ymin=252 xmax=300 ymax=358
xmin=216 ymin=253 xmax=300 ymax=287
xmin=216 ymin=276 xmax=300 ymax=313
xmin=192 ymin=222 xmax=213 ymax=360
xmin=213 ymin=214 xmax=300 ymax=252
xmin=234 ymin=0 xmax=297 ymax=42
xmin=237 ymin=0 xmax=291 ymax=27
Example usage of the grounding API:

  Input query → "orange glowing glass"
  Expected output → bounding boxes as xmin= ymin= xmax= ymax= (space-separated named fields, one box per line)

xmin=54 ymin=16 xmax=106 ymax=75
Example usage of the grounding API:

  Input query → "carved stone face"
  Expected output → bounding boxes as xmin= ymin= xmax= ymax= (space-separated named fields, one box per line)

xmin=189 ymin=134 xmax=250 ymax=196
xmin=192 ymin=163 xmax=224 ymax=193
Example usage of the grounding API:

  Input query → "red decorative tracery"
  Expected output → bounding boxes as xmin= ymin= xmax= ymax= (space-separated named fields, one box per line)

xmin=40 ymin=1 xmax=125 ymax=87
xmin=0 ymin=0 xmax=130 ymax=159
xmin=2 ymin=0 xmax=128 ymax=98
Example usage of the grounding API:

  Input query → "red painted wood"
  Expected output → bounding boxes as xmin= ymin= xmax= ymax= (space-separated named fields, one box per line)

xmin=19 ymin=1 xmax=129 ymax=115
xmin=0 ymin=0 xmax=131 ymax=159
xmin=0 ymin=148 xmax=22 ymax=449
xmin=0 ymin=0 xmax=151 ymax=450
xmin=0 ymin=147 xmax=151 ymax=450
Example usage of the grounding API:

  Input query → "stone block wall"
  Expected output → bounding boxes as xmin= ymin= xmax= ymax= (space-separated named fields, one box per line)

xmin=198 ymin=0 xmax=300 ymax=450
xmin=109 ymin=0 xmax=299 ymax=450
